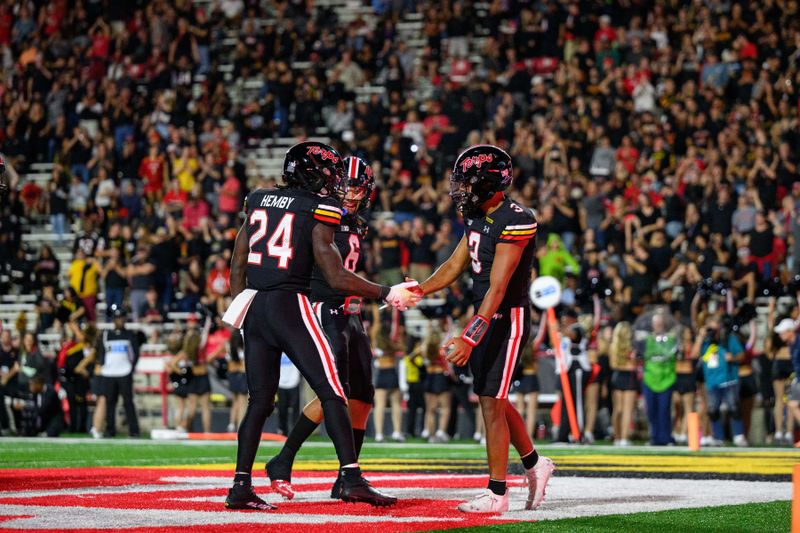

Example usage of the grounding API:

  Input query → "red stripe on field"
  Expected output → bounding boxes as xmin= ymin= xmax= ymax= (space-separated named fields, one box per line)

xmin=0 ymin=469 xmax=523 ymax=533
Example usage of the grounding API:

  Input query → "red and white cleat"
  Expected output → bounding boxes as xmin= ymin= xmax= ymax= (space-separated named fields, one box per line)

xmin=270 ymin=479 xmax=295 ymax=500
xmin=524 ymin=456 xmax=555 ymax=510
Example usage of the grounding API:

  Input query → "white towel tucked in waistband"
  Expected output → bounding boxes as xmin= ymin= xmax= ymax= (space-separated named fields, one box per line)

xmin=222 ymin=289 xmax=258 ymax=329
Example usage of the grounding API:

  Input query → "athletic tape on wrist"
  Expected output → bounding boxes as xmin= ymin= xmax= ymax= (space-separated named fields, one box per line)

xmin=461 ymin=315 xmax=490 ymax=347
xmin=379 ymin=285 xmax=391 ymax=300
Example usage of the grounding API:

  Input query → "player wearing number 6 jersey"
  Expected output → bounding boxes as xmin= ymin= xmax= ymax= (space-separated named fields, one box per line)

xmin=225 ymin=143 xmax=419 ymax=511
xmin=416 ymin=145 xmax=555 ymax=514
xmin=266 ymin=156 xmax=378 ymax=501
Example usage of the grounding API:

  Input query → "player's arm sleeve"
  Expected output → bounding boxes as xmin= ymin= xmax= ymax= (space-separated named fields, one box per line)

xmin=498 ymin=218 xmax=537 ymax=243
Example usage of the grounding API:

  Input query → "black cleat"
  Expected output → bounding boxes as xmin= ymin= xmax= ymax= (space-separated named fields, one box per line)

xmin=330 ymin=471 xmax=343 ymax=499
xmin=224 ymin=483 xmax=277 ymax=511
xmin=266 ymin=455 xmax=293 ymax=481
xmin=266 ymin=455 xmax=296 ymax=500
xmin=340 ymin=474 xmax=397 ymax=507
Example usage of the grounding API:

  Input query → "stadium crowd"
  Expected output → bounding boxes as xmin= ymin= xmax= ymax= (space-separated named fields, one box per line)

xmin=1 ymin=0 xmax=800 ymax=447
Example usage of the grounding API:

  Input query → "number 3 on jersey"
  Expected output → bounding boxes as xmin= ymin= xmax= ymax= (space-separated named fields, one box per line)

xmin=468 ymin=231 xmax=482 ymax=273
xmin=343 ymin=234 xmax=360 ymax=272
xmin=248 ymin=209 xmax=295 ymax=269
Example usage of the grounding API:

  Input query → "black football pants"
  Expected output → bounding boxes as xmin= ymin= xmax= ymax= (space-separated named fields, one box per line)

xmin=235 ymin=290 xmax=356 ymax=475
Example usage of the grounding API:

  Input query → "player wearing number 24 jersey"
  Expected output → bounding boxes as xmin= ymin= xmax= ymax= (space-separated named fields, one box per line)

xmin=225 ymin=142 xmax=419 ymax=512
xmin=416 ymin=145 xmax=554 ymax=514
xmin=267 ymin=156 xmax=378 ymax=501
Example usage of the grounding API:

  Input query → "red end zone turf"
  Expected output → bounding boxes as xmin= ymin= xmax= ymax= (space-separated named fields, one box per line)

xmin=0 ymin=468 xmax=524 ymax=532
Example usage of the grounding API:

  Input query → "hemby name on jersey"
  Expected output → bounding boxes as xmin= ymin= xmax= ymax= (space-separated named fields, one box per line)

xmin=260 ymin=195 xmax=296 ymax=209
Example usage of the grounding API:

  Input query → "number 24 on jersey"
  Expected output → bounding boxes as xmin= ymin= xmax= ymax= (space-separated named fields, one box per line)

xmin=248 ymin=209 xmax=294 ymax=269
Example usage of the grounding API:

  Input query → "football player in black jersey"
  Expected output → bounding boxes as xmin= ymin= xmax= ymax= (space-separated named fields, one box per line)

xmin=416 ymin=145 xmax=555 ymax=513
xmin=225 ymin=143 xmax=420 ymax=510
xmin=265 ymin=156 xmax=378 ymax=501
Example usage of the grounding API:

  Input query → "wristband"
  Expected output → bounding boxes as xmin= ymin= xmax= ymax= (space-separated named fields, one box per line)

xmin=461 ymin=315 xmax=490 ymax=347
xmin=379 ymin=285 xmax=391 ymax=300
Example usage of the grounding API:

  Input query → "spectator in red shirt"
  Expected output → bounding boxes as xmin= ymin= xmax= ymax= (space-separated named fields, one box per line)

xmin=182 ymin=191 xmax=210 ymax=231
xmin=163 ymin=180 xmax=188 ymax=218
xmin=205 ymin=257 xmax=230 ymax=313
xmin=218 ymin=166 xmax=241 ymax=216
xmin=422 ymin=100 xmax=451 ymax=152
xmin=138 ymin=145 xmax=166 ymax=201
xmin=616 ymin=136 xmax=640 ymax=174
xmin=0 ymin=4 xmax=12 ymax=46
xmin=594 ymin=15 xmax=617 ymax=43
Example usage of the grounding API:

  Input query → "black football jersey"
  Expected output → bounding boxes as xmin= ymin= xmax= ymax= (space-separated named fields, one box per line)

xmin=245 ymin=188 xmax=343 ymax=294
xmin=310 ymin=216 xmax=367 ymax=302
xmin=464 ymin=197 xmax=537 ymax=307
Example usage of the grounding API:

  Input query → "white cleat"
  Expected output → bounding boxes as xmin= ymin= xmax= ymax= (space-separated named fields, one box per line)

xmin=524 ymin=456 xmax=555 ymax=510
xmin=733 ymin=434 xmax=748 ymax=447
xmin=457 ymin=489 xmax=509 ymax=514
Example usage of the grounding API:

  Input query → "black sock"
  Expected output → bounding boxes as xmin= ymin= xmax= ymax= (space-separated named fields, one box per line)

xmin=353 ymin=428 xmax=366 ymax=458
xmin=233 ymin=472 xmax=251 ymax=486
xmin=281 ymin=414 xmax=320 ymax=459
xmin=321 ymin=399 xmax=358 ymax=466
xmin=341 ymin=465 xmax=362 ymax=482
xmin=487 ymin=478 xmax=507 ymax=496
xmin=521 ymin=449 xmax=539 ymax=470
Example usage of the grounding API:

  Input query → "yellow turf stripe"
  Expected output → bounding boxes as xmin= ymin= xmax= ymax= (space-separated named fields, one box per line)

xmin=151 ymin=451 xmax=800 ymax=476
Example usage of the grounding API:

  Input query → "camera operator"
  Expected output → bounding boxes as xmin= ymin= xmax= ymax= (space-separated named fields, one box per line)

xmin=693 ymin=316 xmax=747 ymax=446
xmin=95 ymin=305 xmax=140 ymax=437
xmin=13 ymin=374 xmax=62 ymax=437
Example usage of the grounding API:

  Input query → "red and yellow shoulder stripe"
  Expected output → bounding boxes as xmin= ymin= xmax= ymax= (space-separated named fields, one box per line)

xmin=499 ymin=223 xmax=537 ymax=242
xmin=313 ymin=204 xmax=343 ymax=225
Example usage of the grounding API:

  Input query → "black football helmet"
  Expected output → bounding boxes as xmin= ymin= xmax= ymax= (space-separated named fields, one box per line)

xmin=449 ymin=145 xmax=513 ymax=215
xmin=342 ymin=156 xmax=375 ymax=215
xmin=283 ymin=141 xmax=346 ymax=200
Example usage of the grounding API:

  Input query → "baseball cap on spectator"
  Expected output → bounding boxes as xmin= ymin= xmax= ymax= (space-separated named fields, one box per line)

xmin=774 ymin=319 xmax=796 ymax=335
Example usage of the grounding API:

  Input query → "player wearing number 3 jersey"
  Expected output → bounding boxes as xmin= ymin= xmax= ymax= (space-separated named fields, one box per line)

xmin=417 ymin=145 xmax=555 ymax=514
xmin=266 ymin=156 xmax=379 ymax=501
xmin=225 ymin=143 xmax=419 ymax=511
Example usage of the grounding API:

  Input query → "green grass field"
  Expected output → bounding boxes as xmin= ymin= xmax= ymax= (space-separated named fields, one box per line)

xmin=0 ymin=439 xmax=793 ymax=532
xmin=2 ymin=437 xmax=779 ymax=468
xmin=452 ymin=501 xmax=791 ymax=533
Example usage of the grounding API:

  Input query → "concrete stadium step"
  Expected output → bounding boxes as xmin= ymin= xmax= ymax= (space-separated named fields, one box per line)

xmin=30 ymin=162 xmax=54 ymax=173
xmin=0 ymin=303 xmax=36 ymax=312
xmin=22 ymin=233 xmax=75 ymax=243
xmin=1 ymin=294 xmax=37 ymax=303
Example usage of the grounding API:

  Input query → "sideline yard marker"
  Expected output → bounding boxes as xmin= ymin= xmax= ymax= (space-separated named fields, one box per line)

xmin=687 ymin=412 xmax=700 ymax=452
xmin=793 ymin=464 xmax=800 ymax=533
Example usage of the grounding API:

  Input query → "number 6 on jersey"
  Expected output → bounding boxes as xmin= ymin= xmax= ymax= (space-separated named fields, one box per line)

xmin=248 ymin=209 xmax=295 ymax=269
